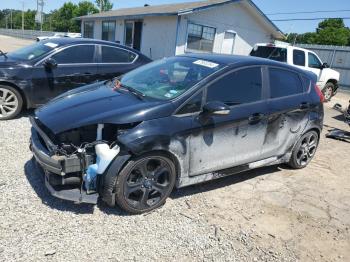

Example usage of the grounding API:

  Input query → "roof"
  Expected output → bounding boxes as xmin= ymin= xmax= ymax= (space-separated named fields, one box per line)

xmin=180 ymin=53 xmax=315 ymax=77
xmin=39 ymin=38 xmax=148 ymax=56
xmin=77 ymin=0 xmax=283 ymax=38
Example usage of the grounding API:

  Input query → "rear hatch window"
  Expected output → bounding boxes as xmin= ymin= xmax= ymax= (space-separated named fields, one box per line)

xmin=250 ymin=46 xmax=287 ymax=62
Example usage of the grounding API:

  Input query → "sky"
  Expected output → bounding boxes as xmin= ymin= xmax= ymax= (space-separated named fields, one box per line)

xmin=1 ymin=0 xmax=350 ymax=34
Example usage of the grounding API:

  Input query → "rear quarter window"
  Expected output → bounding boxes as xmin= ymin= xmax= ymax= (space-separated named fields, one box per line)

xmin=101 ymin=46 xmax=136 ymax=63
xmin=269 ymin=68 xmax=304 ymax=98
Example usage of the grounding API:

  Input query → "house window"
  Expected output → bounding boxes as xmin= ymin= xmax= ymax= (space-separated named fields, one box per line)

xmin=187 ymin=23 xmax=216 ymax=52
xmin=102 ymin=21 xmax=116 ymax=41
xmin=83 ymin=22 xmax=94 ymax=38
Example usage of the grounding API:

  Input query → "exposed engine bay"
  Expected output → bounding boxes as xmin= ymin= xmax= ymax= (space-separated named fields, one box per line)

xmin=30 ymin=117 xmax=139 ymax=203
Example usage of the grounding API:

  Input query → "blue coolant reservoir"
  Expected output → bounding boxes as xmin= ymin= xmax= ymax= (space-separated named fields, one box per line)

xmin=84 ymin=143 xmax=120 ymax=193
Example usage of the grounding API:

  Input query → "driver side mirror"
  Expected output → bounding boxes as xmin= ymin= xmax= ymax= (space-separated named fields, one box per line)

xmin=43 ymin=58 xmax=57 ymax=70
xmin=321 ymin=62 xmax=329 ymax=69
xmin=202 ymin=101 xmax=230 ymax=116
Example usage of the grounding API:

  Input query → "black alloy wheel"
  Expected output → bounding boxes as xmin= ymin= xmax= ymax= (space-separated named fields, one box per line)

xmin=115 ymin=154 xmax=176 ymax=214
xmin=288 ymin=131 xmax=319 ymax=169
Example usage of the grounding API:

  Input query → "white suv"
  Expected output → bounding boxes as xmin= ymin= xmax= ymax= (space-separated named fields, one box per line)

xmin=250 ymin=43 xmax=340 ymax=101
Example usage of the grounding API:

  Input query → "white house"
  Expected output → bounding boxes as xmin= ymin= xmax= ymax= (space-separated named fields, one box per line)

xmin=77 ymin=0 xmax=284 ymax=60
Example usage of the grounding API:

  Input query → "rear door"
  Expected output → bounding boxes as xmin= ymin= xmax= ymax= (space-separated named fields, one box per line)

xmin=96 ymin=45 xmax=138 ymax=81
xmin=31 ymin=44 xmax=97 ymax=104
xmin=261 ymin=67 xmax=310 ymax=159
xmin=188 ymin=66 xmax=269 ymax=176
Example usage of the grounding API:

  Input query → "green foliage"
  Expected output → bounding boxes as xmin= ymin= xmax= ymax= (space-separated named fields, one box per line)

xmin=0 ymin=1 xmax=99 ymax=32
xmin=287 ymin=18 xmax=350 ymax=46
xmin=318 ymin=18 xmax=344 ymax=30
xmin=95 ymin=0 xmax=113 ymax=12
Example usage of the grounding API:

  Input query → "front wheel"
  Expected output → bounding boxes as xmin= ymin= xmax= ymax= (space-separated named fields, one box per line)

xmin=114 ymin=153 xmax=176 ymax=214
xmin=322 ymin=82 xmax=334 ymax=102
xmin=288 ymin=131 xmax=319 ymax=169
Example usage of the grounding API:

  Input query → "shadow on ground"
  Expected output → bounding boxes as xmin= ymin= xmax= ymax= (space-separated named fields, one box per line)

xmin=24 ymin=157 xmax=282 ymax=215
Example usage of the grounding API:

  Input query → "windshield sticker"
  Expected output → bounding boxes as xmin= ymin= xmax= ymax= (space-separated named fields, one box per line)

xmin=169 ymin=90 xmax=178 ymax=94
xmin=193 ymin=59 xmax=219 ymax=68
xmin=44 ymin=42 xmax=58 ymax=48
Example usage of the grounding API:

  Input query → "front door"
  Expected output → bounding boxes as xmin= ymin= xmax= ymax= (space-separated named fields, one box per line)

xmin=221 ymin=31 xmax=235 ymax=54
xmin=125 ymin=20 xmax=143 ymax=51
xmin=307 ymin=52 xmax=327 ymax=86
xmin=31 ymin=44 xmax=97 ymax=105
xmin=188 ymin=67 xmax=268 ymax=176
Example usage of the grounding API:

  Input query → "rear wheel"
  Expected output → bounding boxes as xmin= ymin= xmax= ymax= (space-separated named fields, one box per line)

xmin=0 ymin=85 xmax=23 ymax=120
xmin=322 ymin=82 xmax=334 ymax=101
xmin=288 ymin=131 xmax=319 ymax=169
xmin=114 ymin=153 xmax=176 ymax=214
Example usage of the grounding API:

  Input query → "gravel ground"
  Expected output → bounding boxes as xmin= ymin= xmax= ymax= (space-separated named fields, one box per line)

xmin=0 ymin=93 xmax=349 ymax=262
xmin=0 ymin=35 xmax=349 ymax=262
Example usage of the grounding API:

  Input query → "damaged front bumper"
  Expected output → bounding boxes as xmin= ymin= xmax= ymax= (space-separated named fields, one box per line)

xmin=29 ymin=117 xmax=98 ymax=204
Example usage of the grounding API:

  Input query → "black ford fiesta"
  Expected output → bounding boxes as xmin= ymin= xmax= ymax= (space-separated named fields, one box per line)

xmin=0 ymin=38 xmax=151 ymax=120
xmin=30 ymin=54 xmax=324 ymax=214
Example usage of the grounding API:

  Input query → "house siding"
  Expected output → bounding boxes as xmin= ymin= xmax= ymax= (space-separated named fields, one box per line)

xmin=141 ymin=16 xmax=178 ymax=59
xmin=176 ymin=1 xmax=272 ymax=56
xmin=81 ymin=1 xmax=274 ymax=59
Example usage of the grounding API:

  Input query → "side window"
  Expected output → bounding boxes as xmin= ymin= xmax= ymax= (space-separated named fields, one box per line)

xmin=52 ymin=45 xmax=95 ymax=64
xmin=308 ymin=53 xmax=322 ymax=68
xmin=177 ymin=92 xmax=203 ymax=115
xmin=293 ymin=50 xmax=305 ymax=66
xmin=206 ymin=67 xmax=262 ymax=105
xmin=269 ymin=68 xmax=304 ymax=98
xmin=101 ymin=46 xmax=136 ymax=63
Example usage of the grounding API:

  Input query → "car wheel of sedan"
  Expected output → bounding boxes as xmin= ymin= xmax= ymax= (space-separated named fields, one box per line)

xmin=115 ymin=153 xmax=176 ymax=214
xmin=322 ymin=82 xmax=334 ymax=102
xmin=288 ymin=131 xmax=319 ymax=169
xmin=0 ymin=85 xmax=23 ymax=120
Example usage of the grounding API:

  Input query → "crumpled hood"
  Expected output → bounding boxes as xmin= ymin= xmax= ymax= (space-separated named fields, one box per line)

xmin=35 ymin=82 xmax=170 ymax=134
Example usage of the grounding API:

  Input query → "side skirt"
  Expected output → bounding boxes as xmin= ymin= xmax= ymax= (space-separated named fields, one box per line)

xmin=176 ymin=156 xmax=287 ymax=188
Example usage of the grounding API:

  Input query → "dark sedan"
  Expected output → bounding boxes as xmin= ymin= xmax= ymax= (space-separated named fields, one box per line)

xmin=30 ymin=54 xmax=324 ymax=214
xmin=0 ymin=38 xmax=151 ymax=120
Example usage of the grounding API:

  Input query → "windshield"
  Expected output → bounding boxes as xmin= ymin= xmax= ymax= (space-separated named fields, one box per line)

xmin=120 ymin=56 xmax=223 ymax=100
xmin=7 ymin=41 xmax=57 ymax=61
xmin=250 ymin=46 xmax=287 ymax=62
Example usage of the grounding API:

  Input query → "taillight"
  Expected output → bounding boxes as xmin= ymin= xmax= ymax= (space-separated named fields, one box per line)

xmin=314 ymin=84 xmax=325 ymax=103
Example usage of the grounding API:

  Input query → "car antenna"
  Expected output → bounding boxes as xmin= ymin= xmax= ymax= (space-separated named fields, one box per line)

xmin=0 ymin=50 xmax=8 ymax=58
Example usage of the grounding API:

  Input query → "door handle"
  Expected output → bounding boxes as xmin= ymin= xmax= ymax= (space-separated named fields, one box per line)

xmin=300 ymin=102 xmax=310 ymax=109
xmin=248 ymin=113 xmax=264 ymax=123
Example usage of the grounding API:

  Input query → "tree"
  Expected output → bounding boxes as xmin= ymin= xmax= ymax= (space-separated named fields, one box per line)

xmin=318 ymin=18 xmax=344 ymax=30
xmin=49 ymin=1 xmax=98 ymax=32
xmin=95 ymin=0 xmax=113 ymax=12
xmin=76 ymin=1 xmax=99 ymax=17
xmin=286 ymin=18 xmax=350 ymax=46
xmin=50 ymin=2 xmax=79 ymax=32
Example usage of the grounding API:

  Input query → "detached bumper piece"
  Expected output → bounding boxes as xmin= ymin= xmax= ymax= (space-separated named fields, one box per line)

xmin=30 ymin=117 xmax=98 ymax=204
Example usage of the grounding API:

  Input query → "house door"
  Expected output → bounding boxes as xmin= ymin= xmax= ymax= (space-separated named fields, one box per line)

xmin=221 ymin=31 xmax=235 ymax=54
xmin=125 ymin=21 xmax=143 ymax=51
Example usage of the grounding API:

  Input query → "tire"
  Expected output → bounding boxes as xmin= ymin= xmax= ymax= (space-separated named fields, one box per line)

xmin=322 ymin=82 xmax=334 ymax=102
xmin=114 ymin=153 xmax=176 ymax=214
xmin=0 ymin=85 xmax=23 ymax=120
xmin=288 ymin=130 xmax=319 ymax=169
